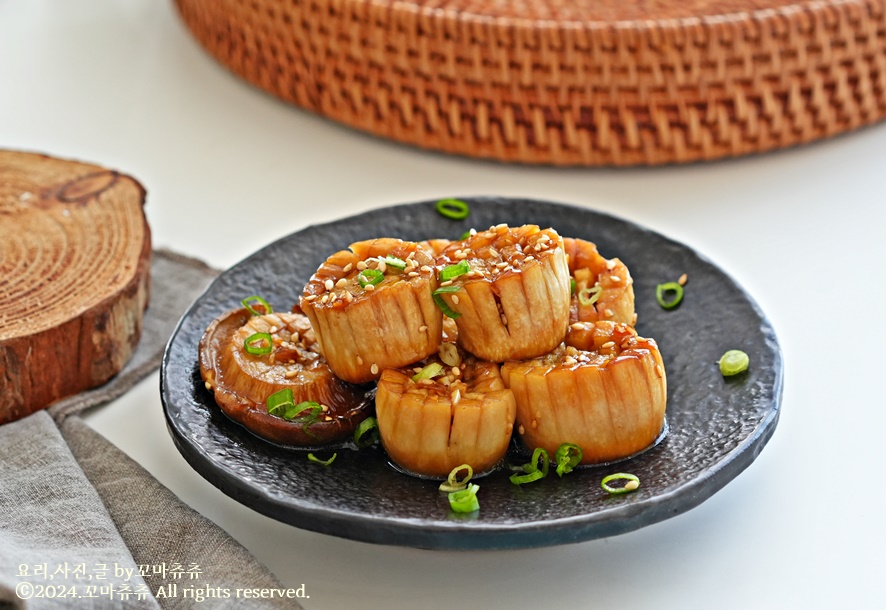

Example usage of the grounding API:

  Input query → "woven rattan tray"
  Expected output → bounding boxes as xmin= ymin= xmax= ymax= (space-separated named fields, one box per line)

xmin=174 ymin=0 xmax=886 ymax=166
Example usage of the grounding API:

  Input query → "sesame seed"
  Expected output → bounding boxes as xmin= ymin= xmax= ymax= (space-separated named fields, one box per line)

xmin=678 ymin=273 xmax=688 ymax=286
xmin=489 ymin=247 xmax=499 ymax=257
xmin=602 ymin=341 xmax=615 ymax=349
xmin=321 ymin=404 xmax=329 ymax=411
xmin=407 ymin=252 xmax=416 ymax=260
xmin=408 ymin=271 xmax=419 ymax=277
xmin=452 ymin=295 xmax=460 ymax=304
xmin=344 ymin=291 xmax=354 ymax=302
xmin=604 ymin=309 xmax=614 ymax=317
xmin=378 ymin=261 xmax=387 ymax=273
xmin=356 ymin=356 xmax=363 ymax=365
xmin=418 ymin=325 xmax=428 ymax=332
xmin=204 ymin=381 xmax=212 ymax=390
xmin=606 ymin=259 xmax=617 ymax=270
xmin=324 ymin=279 xmax=334 ymax=291
xmin=624 ymin=480 xmax=640 ymax=491
xmin=610 ymin=275 xmax=621 ymax=283
xmin=336 ymin=278 xmax=347 ymax=287
xmin=365 ymin=284 xmax=375 ymax=292
xmin=524 ymin=255 xmax=535 ymax=262
xmin=324 ymin=416 xmax=333 ymax=421
xmin=495 ymin=223 xmax=508 ymax=230
xmin=496 ymin=261 xmax=508 ymax=269
xmin=370 ymin=363 xmax=379 ymax=375
xmin=563 ymin=356 xmax=577 ymax=365
xmin=413 ymin=367 xmax=423 ymax=374
xmin=451 ymin=366 xmax=460 ymax=376
xmin=304 ymin=294 xmax=318 ymax=301
xmin=420 ymin=265 xmax=432 ymax=273
xmin=440 ymin=279 xmax=454 ymax=286
xmin=320 ymin=295 xmax=329 ymax=304
xmin=571 ymin=322 xmax=584 ymax=330
xmin=356 ymin=261 xmax=368 ymax=271
xmin=531 ymin=419 xmax=538 ymax=429
xmin=455 ymin=251 xmax=468 ymax=260
xmin=518 ymin=425 xmax=525 ymax=435
xmin=343 ymin=263 xmax=353 ymax=273
xmin=285 ymin=370 xmax=299 ymax=379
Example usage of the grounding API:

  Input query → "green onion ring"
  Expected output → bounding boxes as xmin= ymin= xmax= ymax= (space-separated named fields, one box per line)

xmin=719 ymin=350 xmax=750 ymax=376
xmin=357 ymin=268 xmax=384 ymax=288
xmin=510 ymin=448 xmax=550 ymax=485
xmin=601 ymin=472 xmax=640 ymax=495
xmin=432 ymin=286 xmax=462 ymax=319
xmin=244 ymin=332 xmax=273 ymax=355
xmin=380 ymin=255 xmax=407 ymax=270
xmin=435 ymin=198 xmax=471 ymax=220
xmin=353 ymin=416 xmax=379 ymax=448
xmin=242 ymin=295 xmax=273 ymax=316
xmin=266 ymin=388 xmax=294 ymax=417
xmin=570 ymin=278 xmax=576 ymax=295
xmin=412 ymin=362 xmax=445 ymax=382
xmin=555 ymin=443 xmax=583 ymax=477
xmin=509 ymin=469 xmax=546 ymax=485
xmin=307 ymin=453 xmax=337 ymax=466
xmin=284 ymin=401 xmax=322 ymax=422
xmin=440 ymin=260 xmax=470 ymax=281
xmin=578 ymin=286 xmax=602 ymax=306
xmin=448 ymin=483 xmax=480 ymax=513
xmin=439 ymin=464 xmax=473 ymax=493
xmin=656 ymin=282 xmax=684 ymax=310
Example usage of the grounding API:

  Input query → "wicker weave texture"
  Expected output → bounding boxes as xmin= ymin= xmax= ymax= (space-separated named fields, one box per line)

xmin=174 ymin=0 xmax=886 ymax=166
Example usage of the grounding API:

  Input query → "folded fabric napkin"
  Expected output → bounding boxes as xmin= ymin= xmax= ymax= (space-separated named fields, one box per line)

xmin=0 ymin=250 xmax=304 ymax=610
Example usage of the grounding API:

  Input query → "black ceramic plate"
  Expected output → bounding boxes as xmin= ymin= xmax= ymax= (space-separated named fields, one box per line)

xmin=161 ymin=197 xmax=782 ymax=550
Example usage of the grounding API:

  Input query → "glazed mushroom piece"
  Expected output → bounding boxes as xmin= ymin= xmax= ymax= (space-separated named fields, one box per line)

xmin=563 ymin=237 xmax=636 ymax=327
xmin=199 ymin=307 xmax=374 ymax=446
xmin=434 ymin=224 xmax=571 ymax=362
xmin=299 ymin=238 xmax=443 ymax=384
xmin=375 ymin=344 xmax=516 ymax=478
xmin=501 ymin=321 xmax=667 ymax=465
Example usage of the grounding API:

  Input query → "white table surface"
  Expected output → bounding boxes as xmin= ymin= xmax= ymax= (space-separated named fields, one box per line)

xmin=3 ymin=2 xmax=885 ymax=609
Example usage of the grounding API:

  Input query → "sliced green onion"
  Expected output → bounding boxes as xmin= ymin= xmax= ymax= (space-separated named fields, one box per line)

xmin=412 ymin=362 xmax=445 ymax=382
xmin=656 ymin=282 xmax=684 ymax=310
xmin=719 ymin=350 xmax=750 ymax=376
xmin=439 ymin=464 xmax=473 ymax=493
xmin=432 ymin=286 xmax=462 ymax=319
xmin=601 ymin=472 xmax=640 ymax=495
xmin=284 ymin=401 xmax=322 ymax=423
xmin=353 ymin=416 xmax=379 ymax=448
xmin=307 ymin=452 xmax=337 ymax=466
xmin=266 ymin=388 xmax=294 ymax=417
xmin=578 ymin=286 xmax=602 ymax=306
xmin=555 ymin=443 xmax=582 ymax=477
xmin=379 ymin=255 xmax=407 ymax=270
xmin=357 ymin=268 xmax=384 ymax=288
xmin=242 ymin=295 xmax=273 ymax=316
xmin=244 ymin=332 xmax=273 ymax=355
xmin=440 ymin=260 xmax=470 ymax=281
xmin=448 ymin=483 xmax=480 ymax=513
xmin=509 ymin=469 xmax=546 ymax=485
xmin=509 ymin=448 xmax=550 ymax=485
xmin=570 ymin=278 xmax=576 ymax=295
xmin=458 ymin=230 xmax=473 ymax=241
xmin=435 ymin=198 xmax=470 ymax=220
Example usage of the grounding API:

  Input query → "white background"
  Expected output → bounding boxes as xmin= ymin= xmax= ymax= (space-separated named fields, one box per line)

xmin=3 ymin=1 xmax=885 ymax=608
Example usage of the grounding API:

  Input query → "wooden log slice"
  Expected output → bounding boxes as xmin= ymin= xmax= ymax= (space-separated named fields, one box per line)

xmin=0 ymin=151 xmax=151 ymax=424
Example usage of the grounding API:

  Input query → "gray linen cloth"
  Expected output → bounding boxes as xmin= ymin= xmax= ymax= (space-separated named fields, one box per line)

xmin=0 ymin=250 xmax=303 ymax=610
